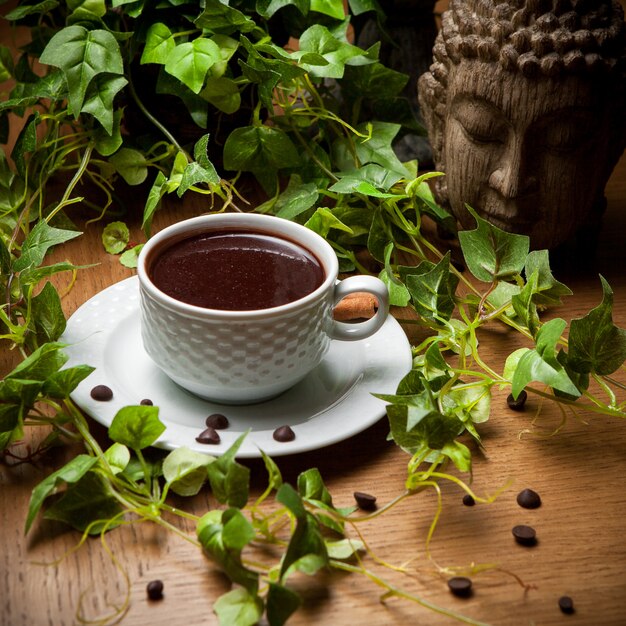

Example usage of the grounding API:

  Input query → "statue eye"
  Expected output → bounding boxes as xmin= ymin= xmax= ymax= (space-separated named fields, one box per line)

xmin=451 ymin=101 xmax=508 ymax=146
xmin=533 ymin=111 xmax=597 ymax=155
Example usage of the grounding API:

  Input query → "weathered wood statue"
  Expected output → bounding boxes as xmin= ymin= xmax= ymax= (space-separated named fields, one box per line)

xmin=418 ymin=0 xmax=626 ymax=250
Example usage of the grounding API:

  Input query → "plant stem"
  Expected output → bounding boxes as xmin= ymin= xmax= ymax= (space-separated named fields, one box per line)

xmin=127 ymin=78 xmax=188 ymax=158
xmin=330 ymin=560 xmax=490 ymax=625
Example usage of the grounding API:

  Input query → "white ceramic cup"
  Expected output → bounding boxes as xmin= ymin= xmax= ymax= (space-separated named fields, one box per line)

xmin=136 ymin=213 xmax=389 ymax=404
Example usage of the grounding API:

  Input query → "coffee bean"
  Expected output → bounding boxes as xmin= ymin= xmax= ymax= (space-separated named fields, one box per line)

xmin=447 ymin=576 xmax=472 ymax=597
xmin=90 ymin=385 xmax=113 ymax=401
xmin=507 ymin=390 xmax=527 ymax=411
xmin=512 ymin=524 xmax=537 ymax=546
xmin=196 ymin=427 xmax=220 ymax=445
xmin=558 ymin=595 xmax=575 ymax=614
xmin=206 ymin=413 xmax=229 ymax=430
xmin=146 ymin=579 xmax=164 ymax=601
xmin=273 ymin=425 xmax=295 ymax=442
xmin=517 ymin=488 xmax=541 ymax=509
xmin=462 ymin=494 xmax=476 ymax=506
xmin=140 ymin=398 xmax=153 ymax=406
xmin=354 ymin=491 xmax=377 ymax=511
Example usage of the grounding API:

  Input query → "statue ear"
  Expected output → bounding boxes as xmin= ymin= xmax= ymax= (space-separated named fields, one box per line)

xmin=417 ymin=70 xmax=445 ymax=168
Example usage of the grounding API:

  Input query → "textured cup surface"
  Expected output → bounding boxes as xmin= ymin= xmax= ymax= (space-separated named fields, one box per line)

xmin=137 ymin=214 xmax=388 ymax=404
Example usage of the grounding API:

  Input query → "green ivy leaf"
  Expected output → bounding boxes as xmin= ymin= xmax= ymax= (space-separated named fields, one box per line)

xmin=441 ymin=384 xmax=491 ymax=441
xmin=162 ymin=446 xmax=215 ymax=496
xmin=197 ymin=509 xmax=259 ymax=592
xmin=510 ymin=318 xmax=580 ymax=399
xmin=5 ymin=342 xmax=67 ymax=382
xmin=524 ymin=249 xmax=572 ymax=307
xmin=18 ymin=261 xmax=84 ymax=288
xmin=43 ymin=470 xmax=123 ymax=534
xmin=334 ymin=121 xmax=410 ymax=177
xmin=93 ymin=108 xmax=123 ymax=156
xmin=140 ymin=23 xmax=176 ymax=65
xmin=194 ymin=2 xmax=256 ymax=34
xmin=266 ymin=583 xmax=301 ymax=626
xmin=108 ymin=405 xmax=165 ymax=450
xmin=486 ymin=281 xmax=520 ymax=316
xmin=329 ymin=163 xmax=403 ymax=194
xmin=277 ymin=483 xmax=329 ymax=580
xmin=366 ymin=206 xmax=393 ymax=263
xmin=104 ymin=442 xmax=130 ymax=475
xmin=10 ymin=112 xmax=39 ymax=177
xmin=511 ymin=270 xmax=540 ymax=337
xmin=459 ymin=206 xmax=529 ymax=283
xmin=405 ymin=252 xmax=459 ymax=323
xmin=39 ymin=26 xmax=123 ymax=115
xmin=142 ymin=171 xmax=167 ymax=237
xmin=10 ymin=218 xmax=73 ymax=272
xmin=199 ymin=76 xmax=241 ymax=113
xmin=223 ymin=125 xmax=301 ymax=173
xmin=260 ymin=176 xmax=319 ymax=220
xmin=178 ymin=160 xmax=220 ymax=197
xmin=0 ymin=234 xmax=12 ymax=277
xmin=42 ymin=364 xmax=94 ymax=398
xmin=311 ymin=0 xmax=345 ymax=18
xmin=30 ymin=281 xmax=66 ymax=344
xmin=325 ymin=538 xmax=364 ymax=559
xmin=384 ymin=400 xmax=464 ymax=463
xmin=341 ymin=62 xmax=407 ymax=101
xmin=25 ymin=454 xmax=97 ymax=533
xmin=109 ymin=147 xmax=149 ymax=186
xmin=67 ymin=0 xmax=106 ymax=18
xmin=80 ymin=74 xmax=127 ymax=134
xmin=164 ymin=150 xmax=188 ymax=193
xmin=567 ymin=276 xmax=626 ymax=376
xmin=102 ymin=221 xmax=129 ymax=255
xmin=348 ymin=0 xmax=384 ymax=17
xmin=206 ymin=432 xmax=250 ymax=508
xmin=297 ymin=468 xmax=333 ymax=506
xmin=164 ymin=38 xmax=222 ymax=93
xmin=297 ymin=24 xmax=376 ymax=79
xmin=379 ymin=243 xmax=410 ymax=307
xmin=208 ymin=34 xmax=239 ymax=78
xmin=239 ymin=37 xmax=306 ymax=109
xmin=5 ymin=0 xmax=59 ymax=20
xmin=119 ymin=244 xmax=143 ymax=269
xmin=304 ymin=207 xmax=352 ymax=238
xmin=213 ymin=588 xmax=263 ymax=626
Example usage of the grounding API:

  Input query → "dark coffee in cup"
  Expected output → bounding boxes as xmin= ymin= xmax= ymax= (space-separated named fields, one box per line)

xmin=148 ymin=229 xmax=325 ymax=310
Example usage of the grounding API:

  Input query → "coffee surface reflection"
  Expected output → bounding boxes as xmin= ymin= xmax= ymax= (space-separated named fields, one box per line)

xmin=149 ymin=230 xmax=324 ymax=310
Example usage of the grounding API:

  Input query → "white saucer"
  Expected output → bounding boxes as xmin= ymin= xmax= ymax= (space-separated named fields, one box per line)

xmin=61 ymin=276 xmax=412 ymax=458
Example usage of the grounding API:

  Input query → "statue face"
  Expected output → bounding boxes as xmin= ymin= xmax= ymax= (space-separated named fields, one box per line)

xmin=442 ymin=60 xmax=611 ymax=249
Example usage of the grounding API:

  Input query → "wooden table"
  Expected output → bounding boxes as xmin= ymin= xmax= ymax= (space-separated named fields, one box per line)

xmin=1 ymin=150 xmax=625 ymax=626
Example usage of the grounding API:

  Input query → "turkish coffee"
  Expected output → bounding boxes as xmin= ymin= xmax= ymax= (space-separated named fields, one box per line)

xmin=148 ymin=229 xmax=324 ymax=311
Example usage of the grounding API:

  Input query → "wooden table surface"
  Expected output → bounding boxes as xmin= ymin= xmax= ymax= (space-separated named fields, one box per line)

xmin=1 ymin=149 xmax=624 ymax=626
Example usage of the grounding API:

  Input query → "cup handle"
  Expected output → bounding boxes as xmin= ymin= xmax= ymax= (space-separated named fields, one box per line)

xmin=329 ymin=275 xmax=390 ymax=341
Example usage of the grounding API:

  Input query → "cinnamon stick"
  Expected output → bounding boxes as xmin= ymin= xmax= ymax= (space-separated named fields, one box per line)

xmin=333 ymin=292 xmax=378 ymax=321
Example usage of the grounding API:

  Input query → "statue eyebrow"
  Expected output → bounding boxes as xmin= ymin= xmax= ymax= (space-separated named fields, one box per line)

xmin=451 ymin=94 xmax=505 ymax=117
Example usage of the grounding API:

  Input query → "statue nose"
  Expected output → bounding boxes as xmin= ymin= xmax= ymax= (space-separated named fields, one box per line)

xmin=488 ymin=137 xmax=538 ymax=198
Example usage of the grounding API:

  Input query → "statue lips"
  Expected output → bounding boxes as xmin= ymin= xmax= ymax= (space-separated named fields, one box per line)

xmin=476 ymin=194 xmax=539 ymax=235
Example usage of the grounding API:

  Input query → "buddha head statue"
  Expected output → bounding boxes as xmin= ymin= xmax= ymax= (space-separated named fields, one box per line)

xmin=418 ymin=0 xmax=626 ymax=250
